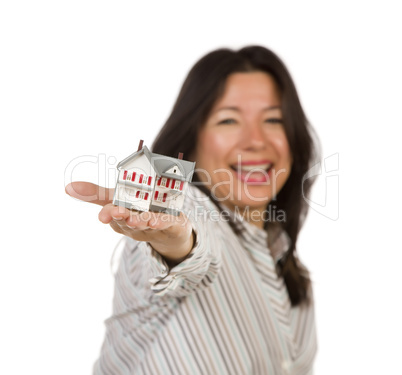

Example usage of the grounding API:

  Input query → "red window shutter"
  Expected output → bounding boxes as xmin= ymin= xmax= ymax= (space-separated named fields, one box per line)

xmin=166 ymin=178 xmax=170 ymax=187
xmin=171 ymin=179 xmax=175 ymax=188
xmin=135 ymin=191 xmax=140 ymax=198
xmin=180 ymin=181 xmax=184 ymax=190
xmin=144 ymin=192 xmax=149 ymax=200
xmin=163 ymin=193 xmax=167 ymax=203
xmin=132 ymin=172 xmax=136 ymax=181
xmin=154 ymin=191 xmax=159 ymax=200
xmin=157 ymin=177 xmax=161 ymax=186
xmin=123 ymin=171 xmax=127 ymax=180
xmin=148 ymin=176 xmax=152 ymax=185
xmin=139 ymin=174 xmax=143 ymax=183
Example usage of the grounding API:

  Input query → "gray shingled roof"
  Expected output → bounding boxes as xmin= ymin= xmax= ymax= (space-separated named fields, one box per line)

xmin=117 ymin=146 xmax=195 ymax=182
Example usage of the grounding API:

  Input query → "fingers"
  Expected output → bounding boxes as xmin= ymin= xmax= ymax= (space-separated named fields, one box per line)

xmin=99 ymin=204 xmax=185 ymax=231
xmin=98 ymin=205 xmax=193 ymax=262
xmin=98 ymin=204 xmax=130 ymax=223
xmin=125 ymin=211 xmax=173 ymax=230
xmin=65 ymin=181 xmax=114 ymax=206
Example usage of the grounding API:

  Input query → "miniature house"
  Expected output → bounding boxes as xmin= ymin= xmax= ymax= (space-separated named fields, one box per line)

xmin=113 ymin=140 xmax=195 ymax=216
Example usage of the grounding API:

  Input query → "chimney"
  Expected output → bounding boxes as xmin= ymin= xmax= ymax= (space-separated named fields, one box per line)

xmin=137 ymin=139 xmax=144 ymax=151
xmin=178 ymin=152 xmax=183 ymax=160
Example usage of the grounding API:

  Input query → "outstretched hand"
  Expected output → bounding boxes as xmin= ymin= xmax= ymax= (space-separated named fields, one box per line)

xmin=65 ymin=182 xmax=194 ymax=265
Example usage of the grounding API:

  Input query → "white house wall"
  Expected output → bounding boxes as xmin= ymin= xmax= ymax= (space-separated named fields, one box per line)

xmin=150 ymin=189 xmax=170 ymax=210
xmin=115 ymin=186 xmax=152 ymax=212
xmin=151 ymin=180 xmax=188 ymax=211
xmin=114 ymin=153 xmax=158 ymax=212
xmin=169 ymin=181 xmax=187 ymax=209
xmin=168 ymin=192 xmax=184 ymax=210
xmin=118 ymin=154 xmax=156 ymax=186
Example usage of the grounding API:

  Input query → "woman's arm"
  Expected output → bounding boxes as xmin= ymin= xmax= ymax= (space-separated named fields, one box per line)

xmin=65 ymin=181 xmax=221 ymax=298
xmin=65 ymin=181 xmax=194 ymax=265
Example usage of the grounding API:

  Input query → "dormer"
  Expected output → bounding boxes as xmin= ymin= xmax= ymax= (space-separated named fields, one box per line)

xmin=164 ymin=165 xmax=184 ymax=177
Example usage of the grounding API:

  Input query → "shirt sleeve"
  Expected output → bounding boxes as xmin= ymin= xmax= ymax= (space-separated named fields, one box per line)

xmin=139 ymin=203 xmax=222 ymax=298
xmin=94 ymin=201 xmax=223 ymax=373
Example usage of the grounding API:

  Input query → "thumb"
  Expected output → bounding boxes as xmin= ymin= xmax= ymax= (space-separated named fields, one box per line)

xmin=65 ymin=181 xmax=114 ymax=206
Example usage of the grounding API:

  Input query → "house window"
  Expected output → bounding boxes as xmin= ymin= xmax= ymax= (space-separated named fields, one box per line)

xmin=174 ymin=180 xmax=181 ymax=190
xmin=160 ymin=178 xmax=167 ymax=187
xmin=154 ymin=191 xmax=163 ymax=202
xmin=136 ymin=191 xmax=146 ymax=200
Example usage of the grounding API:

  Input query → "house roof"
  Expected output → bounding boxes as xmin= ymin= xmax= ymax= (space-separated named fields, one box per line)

xmin=117 ymin=146 xmax=196 ymax=182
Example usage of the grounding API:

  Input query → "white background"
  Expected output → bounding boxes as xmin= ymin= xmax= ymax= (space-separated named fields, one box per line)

xmin=1 ymin=1 xmax=401 ymax=374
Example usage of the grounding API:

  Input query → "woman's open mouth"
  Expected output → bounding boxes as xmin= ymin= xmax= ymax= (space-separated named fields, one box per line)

xmin=230 ymin=161 xmax=273 ymax=184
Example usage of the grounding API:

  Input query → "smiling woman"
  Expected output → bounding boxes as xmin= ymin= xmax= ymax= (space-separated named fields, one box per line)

xmin=194 ymin=71 xmax=292 ymax=217
xmin=67 ymin=45 xmax=320 ymax=374
xmin=153 ymin=46 xmax=319 ymax=304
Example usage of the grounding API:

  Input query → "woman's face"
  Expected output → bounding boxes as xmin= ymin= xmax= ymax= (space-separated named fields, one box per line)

xmin=194 ymin=72 xmax=292 ymax=217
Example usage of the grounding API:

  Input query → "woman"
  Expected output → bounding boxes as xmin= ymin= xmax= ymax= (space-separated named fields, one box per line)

xmin=66 ymin=46 xmax=319 ymax=374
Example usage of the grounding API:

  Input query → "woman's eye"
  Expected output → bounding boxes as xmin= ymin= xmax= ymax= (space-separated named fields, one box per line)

xmin=264 ymin=118 xmax=283 ymax=124
xmin=217 ymin=118 xmax=237 ymax=125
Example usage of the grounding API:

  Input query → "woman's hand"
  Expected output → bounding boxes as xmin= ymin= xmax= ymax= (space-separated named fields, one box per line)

xmin=65 ymin=182 xmax=194 ymax=265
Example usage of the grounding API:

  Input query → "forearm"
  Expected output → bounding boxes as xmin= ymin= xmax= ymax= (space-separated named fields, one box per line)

xmin=149 ymin=229 xmax=195 ymax=267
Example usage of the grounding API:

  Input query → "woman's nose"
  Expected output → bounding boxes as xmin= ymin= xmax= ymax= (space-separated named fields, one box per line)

xmin=241 ymin=123 xmax=266 ymax=151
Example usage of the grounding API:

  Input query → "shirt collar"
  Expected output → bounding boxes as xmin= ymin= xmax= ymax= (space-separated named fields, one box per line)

xmin=221 ymin=204 xmax=291 ymax=263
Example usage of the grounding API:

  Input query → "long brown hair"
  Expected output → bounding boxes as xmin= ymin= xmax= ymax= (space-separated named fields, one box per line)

xmin=152 ymin=46 xmax=320 ymax=306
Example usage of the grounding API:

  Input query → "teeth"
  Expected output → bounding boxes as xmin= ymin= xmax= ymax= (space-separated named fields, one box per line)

xmin=236 ymin=164 xmax=272 ymax=172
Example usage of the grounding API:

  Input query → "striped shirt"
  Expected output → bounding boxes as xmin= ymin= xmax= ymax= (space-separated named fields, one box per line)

xmin=93 ymin=186 xmax=317 ymax=374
